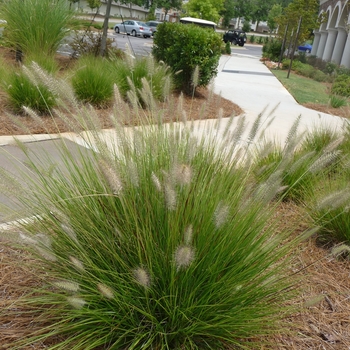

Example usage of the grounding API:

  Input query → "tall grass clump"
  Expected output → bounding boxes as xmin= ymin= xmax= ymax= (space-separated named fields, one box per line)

xmin=252 ymin=119 xmax=342 ymax=203
xmin=1 ymin=63 xmax=56 ymax=114
xmin=110 ymin=52 xmax=172 ymax=104
xmin=0 ymin=0 xmax=73 ymax=58
xmin=71 ymin=55 xmax=116 ymax=107
xmin=0 ymin=68 xmax=316 ymax=350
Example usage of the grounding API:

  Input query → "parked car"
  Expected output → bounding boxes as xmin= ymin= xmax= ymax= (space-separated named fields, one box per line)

xmin=145 ymin=21 xmax=161 ymax=36
xmin=114 ymin=21 xmax=152 ymax=38
xmin=298 ymin=43 xmax=312 ymax=53
xmin=223 ymin=29 xmax=247 ymax=46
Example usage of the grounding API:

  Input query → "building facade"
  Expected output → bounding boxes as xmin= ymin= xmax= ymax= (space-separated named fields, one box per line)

xmin=73 ymin=1 xmax=149 ymax=20
xmin=312 ymin=0 xmax=350 ymax=68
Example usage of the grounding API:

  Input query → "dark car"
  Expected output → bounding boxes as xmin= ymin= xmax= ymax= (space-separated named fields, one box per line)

xmin=145 ymin=21 xmax=161 ymax=36
xmin=223 ymin=29 xmax=247 ymax=47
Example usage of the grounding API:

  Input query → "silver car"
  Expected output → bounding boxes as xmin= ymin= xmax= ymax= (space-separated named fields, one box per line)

xmin=114 ymin=20 xmax=152 ymax=38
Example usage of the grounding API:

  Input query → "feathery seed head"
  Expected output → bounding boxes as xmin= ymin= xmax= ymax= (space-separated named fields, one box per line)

xmin=175 ymin=164 xmax=192 ymax=185
xmin=133 ymin=267 xmax=151 ymax=288
xmin=97 ymin=283 xmax=115 ymax=299
xmin=98 ymin=159 xmax=123 ymax=195
xmin=214 ymin=202 xmax=230 ymax=228
xmin=69 ymin=256 xmax=85 ymax=272
xmin=175 ymin=245 xmax=195 ymax=270
xmin=164 ymin=182 xmax=177 ymax=210
xmin=67 ymin=297 xmax=86 ymax=309
xmin=61 ymin=223 xmax=78 ymax=243
xmin=191 ymin=65 xmax=200 ymax=88
xmin=54 ymin=280 xmax=80 ymax=293
xmin=151 ymin=172 xmax=162 ymax=192
xmin=184 ymin=225 xmax=193 ymax=245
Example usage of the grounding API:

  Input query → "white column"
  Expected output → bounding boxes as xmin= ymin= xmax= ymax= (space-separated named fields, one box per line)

xmin=322 ymin=28 xmax=338 ymax=61
xmin=311 ymin=31 xmax=321 ymax=56
xmin=331 ymin=28 xmax=347 ymax=64
xmin=340 ymin=32 xmax=350 ymax=68
xmin=316 ymin=30 xmax=328 ymax=58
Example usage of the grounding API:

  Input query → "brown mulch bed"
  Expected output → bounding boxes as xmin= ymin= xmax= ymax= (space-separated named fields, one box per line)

xmin=0 ymin=46 xmax=243 ymax=136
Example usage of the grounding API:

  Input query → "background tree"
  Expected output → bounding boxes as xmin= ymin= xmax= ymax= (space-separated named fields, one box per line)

xmin=156 ymin=0 xmax=182 ymax=19
xmin=250 ymin=0 xmax=275 ymax=31
xmin=220 ymin=0 xmax=235 ymax=28
xmin=184 ymin=0 xmax=224 ymax=23
xmin=267 ymin=4 xmax=282 ymax=32
xmin=277 ymin=0 xmax=320 ymax=46
xmin=231 ymin=0 xmax=253 ymax=29
xmin=87 ymin=0 xmax=101 ymax=10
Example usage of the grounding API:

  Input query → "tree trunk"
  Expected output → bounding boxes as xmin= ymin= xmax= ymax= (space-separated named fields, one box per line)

xmin=100 ymin=0 xmax=113 ymax=57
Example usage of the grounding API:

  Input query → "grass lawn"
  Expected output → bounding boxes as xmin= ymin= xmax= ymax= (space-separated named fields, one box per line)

xmin=272 ymin=69 xmax=330 ymax=105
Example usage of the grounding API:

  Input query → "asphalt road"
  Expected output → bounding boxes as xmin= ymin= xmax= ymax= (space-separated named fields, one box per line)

xmin=58 ymin=30 xmax=263 ymax=58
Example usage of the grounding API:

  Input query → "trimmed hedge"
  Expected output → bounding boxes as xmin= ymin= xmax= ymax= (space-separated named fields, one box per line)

xmin=152 ymin=22 xmax=222 ymax=94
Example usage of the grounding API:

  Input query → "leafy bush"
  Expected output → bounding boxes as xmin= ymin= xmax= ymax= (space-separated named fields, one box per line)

xmin=249 ymin=34 xmax=256 ymax=43
xmin=224 ymin=41 xmax=231 ymax=54
xmin=152 ymin=22 xmax=222 ymax=93
xmin=242 ymin=21 xmax=251 ymax=32
xmin=70 ymin=30 xmax=123 ymax=58
xmin=262 ymin=39 xmax=282 ymax=61
xmin=331 ymin=74 xmax=350 ymax=97
xmin=71 ymin=55 xmax=116 ymax=106
xmin=0 ymin=0 xmax=73 ymax=58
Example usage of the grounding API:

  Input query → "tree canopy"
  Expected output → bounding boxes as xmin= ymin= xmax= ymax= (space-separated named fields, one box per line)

xmin=184 ymin=0 xmax=224 ymax=23
xmin=277 ymin=0 xmax=320 ymax=45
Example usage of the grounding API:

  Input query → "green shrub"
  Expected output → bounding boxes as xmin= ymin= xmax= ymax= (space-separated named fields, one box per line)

xmin=262 ymin=39 xmax=282 ymax=61
xmin=331 ymin=74 xmax=350 ymax=97
xmin=242 ymin=21 xmax=251 ymax=32
xmin=257 ymin=36 xmax=263 ymax=45
xmin=71 ymin=55 xmax=116 ymax=106
xmin=152 ymin=22 xmax=222 ymax=94
xmin=225 ymin=41 xmax=231 ymax=54
xmin=0 ymin=0 xmax=73 ymax=58
xmin=313 ymin=69 xmax=329 ymax=82
xmin=249 ymin=34 xmax=256 ymax=43
xmin=324 ymin=61 xmax=337 ymax=75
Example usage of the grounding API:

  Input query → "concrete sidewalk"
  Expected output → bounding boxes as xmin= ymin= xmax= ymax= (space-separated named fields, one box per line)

xmin=0 ymin=53 xmax=347 ymax=147
xmin=213 ymin=54 xmax=348 ymax=144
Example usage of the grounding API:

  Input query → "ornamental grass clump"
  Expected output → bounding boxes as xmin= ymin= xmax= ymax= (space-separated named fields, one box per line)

xmin=0 ymin=67 xmax=318 ymax=349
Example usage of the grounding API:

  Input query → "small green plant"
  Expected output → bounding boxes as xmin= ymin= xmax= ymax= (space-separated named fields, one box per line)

xmin=225 ymin=41 xmax=231 ymax=54
xmin=258 ymin=36 xmax=263 ymax=45
xmin=262 ymin=39 xmax=282 ymax=61
xmin=329 ymin=94 xmax=348 ymax=108
xmin=152 ymin=22 xmax=222 ymax=94
xmin=249 ymin=34 xmax=256 ymax=43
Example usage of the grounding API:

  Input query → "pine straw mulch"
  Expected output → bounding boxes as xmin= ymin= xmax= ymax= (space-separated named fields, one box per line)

xmin=1 ymin=202 xmax=350 ymax=349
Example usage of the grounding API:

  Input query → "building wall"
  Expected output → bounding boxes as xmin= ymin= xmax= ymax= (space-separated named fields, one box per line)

xmin=74 ymin=1 xmax=149 ymax=20
xmin=313 ymin=0 xmax=350 ymax=67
